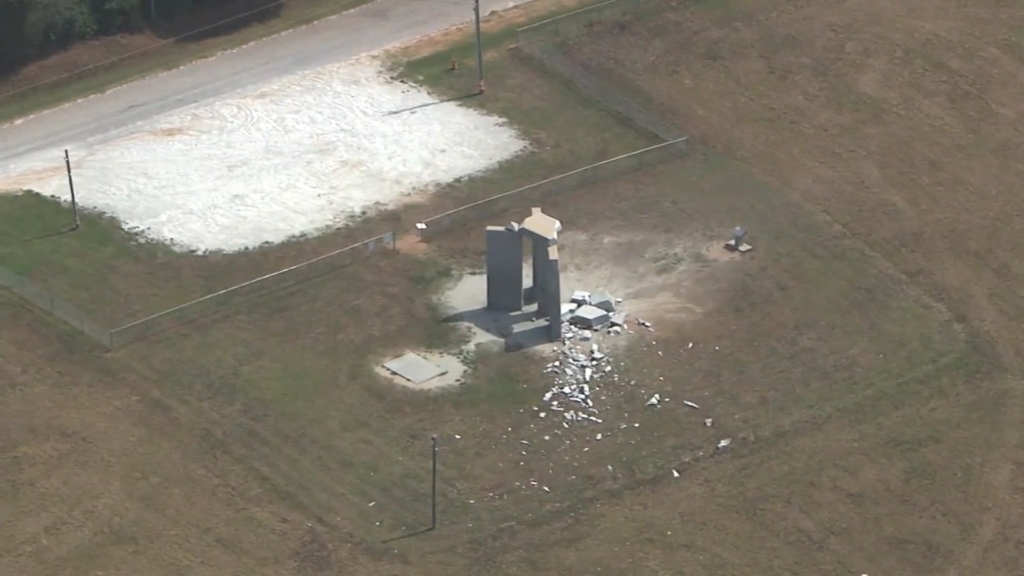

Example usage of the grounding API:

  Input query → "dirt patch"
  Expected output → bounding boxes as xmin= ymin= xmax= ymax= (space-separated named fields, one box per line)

xmin=437 ymin=227 xmax=742 ymax=353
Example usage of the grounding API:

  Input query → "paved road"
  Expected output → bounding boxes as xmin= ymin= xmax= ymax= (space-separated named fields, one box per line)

xmin=0 ymin=0 xmax=528 ymax=166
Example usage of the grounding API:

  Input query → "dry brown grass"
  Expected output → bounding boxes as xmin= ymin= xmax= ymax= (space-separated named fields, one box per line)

xmin=3 ymin=0 xmax=1014 ymax=573
xmin=557 ymin=0 xmax=1024 ymax=572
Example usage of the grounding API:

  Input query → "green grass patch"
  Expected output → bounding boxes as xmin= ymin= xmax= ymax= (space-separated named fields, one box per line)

xmin=0 ymin=191 xmax=159 ymax=277
xmin=0 ymin=190 xmax=401 ymax=325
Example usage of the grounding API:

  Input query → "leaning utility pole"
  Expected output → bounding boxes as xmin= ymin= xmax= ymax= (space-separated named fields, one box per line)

xmin=64 ymin=149 xmax=80 ymax=230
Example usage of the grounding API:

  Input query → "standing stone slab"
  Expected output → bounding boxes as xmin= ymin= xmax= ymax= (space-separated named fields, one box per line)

xmin=486 ymin=226 xmax=523 ymax=312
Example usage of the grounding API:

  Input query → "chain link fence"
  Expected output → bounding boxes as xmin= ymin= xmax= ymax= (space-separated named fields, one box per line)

xmin=516 ymin=0 xmax=667 ymax=47
xmin=516 ymin=0 xmax=684 ymax=143
xmin=418 ymin=139 xmax=686 ymax=239
xmin=0 ymin=265 xmax=113 ymax=348
xmin=2 ymin=231 xmax=395 ymax=349
xmin=109 ymin=231 xmax=396 ymax=348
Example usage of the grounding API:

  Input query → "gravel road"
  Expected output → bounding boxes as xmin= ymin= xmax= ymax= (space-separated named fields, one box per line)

xmin=0 ymin=0 xmax=529 ymax=167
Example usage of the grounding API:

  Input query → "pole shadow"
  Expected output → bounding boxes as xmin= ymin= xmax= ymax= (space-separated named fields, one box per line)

xmin=381 ymin=526 xmax=434 ymax=544
xmin=383 ymin=92 xmax=480 ymax=117
xmin=22 ymin=224 xmax=78 ymax=242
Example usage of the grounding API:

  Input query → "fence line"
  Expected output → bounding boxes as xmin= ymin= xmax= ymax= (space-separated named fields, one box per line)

xmin=109 ymin=231 xmax=396 ymax=348
xmin=516 ymin=0 xmax=684 ymax=143
xmin=0 ymin=266 xmax=113 ymax=348
xmin=418 ymin=139 xmax=687 ymax=239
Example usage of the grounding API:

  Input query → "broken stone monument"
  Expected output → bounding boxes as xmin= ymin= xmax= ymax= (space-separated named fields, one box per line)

xmin=485 ymin=207 xmax=563 ymax=342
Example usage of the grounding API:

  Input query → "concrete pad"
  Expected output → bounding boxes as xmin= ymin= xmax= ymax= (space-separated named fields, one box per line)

xmin=440 ymin=271 xmax=559 ymax=352
xmin=383 ymin=352 xmax=447 ymax=385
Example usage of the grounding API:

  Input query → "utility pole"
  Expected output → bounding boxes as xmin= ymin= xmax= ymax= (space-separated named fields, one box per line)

xmin=430 ymin=435 xmax=439 ymax=530
xmin=474 ymin=0 xmax=485 ymax=94
xmin=64 ymin=149 xmax=80 ymax=231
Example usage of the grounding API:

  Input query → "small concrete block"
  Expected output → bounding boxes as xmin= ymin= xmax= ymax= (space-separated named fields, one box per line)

xmin=571 ymin=305 xmax=611 ymax=329
xmin=609 ymin=312 xmax=627 ymax=327
xmin=383 ymin=352 xmax=448 ymax=385
xmin=590 ymin=290 xmax=616 ymax=312
xmin=561 ymin=302 xmax=579 ymax=321
xmin=725 ymin=239 xmax=754 ymax=253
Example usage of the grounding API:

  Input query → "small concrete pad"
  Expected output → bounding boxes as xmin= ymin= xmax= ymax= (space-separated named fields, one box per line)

xmin=383 ymin=352 xmax=448 ymax=385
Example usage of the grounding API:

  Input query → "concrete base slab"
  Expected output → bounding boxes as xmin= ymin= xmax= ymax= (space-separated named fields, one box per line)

xmin=376 ymin=351 xmax=467 ymax=390
xmin=383 ymin=352 xmax=447 ymax=385
xmin=724 ymin=239 xmax=754 ymax=253
xmin=441 ymin=271 xmax=559 ymax=352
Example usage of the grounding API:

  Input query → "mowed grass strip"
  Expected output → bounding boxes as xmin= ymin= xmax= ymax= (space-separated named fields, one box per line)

xmin=0 ymin=191 xmax=399 ymax=325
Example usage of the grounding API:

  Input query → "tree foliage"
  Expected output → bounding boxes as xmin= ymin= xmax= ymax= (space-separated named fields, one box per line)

xmin=0 ymin=0 xmax=260 ymax=75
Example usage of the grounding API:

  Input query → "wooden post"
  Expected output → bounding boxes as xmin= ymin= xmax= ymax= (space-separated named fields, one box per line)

xmin=430 ymin=435 xmax=438 ymax=530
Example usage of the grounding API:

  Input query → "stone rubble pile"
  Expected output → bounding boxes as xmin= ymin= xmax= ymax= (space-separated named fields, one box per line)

xmin=538 ymin=289 xmax=632 ymax=427
xmin=532 ymin=289 xmax=737 ymax=470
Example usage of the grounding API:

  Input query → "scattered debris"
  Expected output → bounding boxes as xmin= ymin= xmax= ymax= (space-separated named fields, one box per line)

xmin=716 ymin=438 xmax=733 ymax=451
xmin=541 ymin=325 xmax=619 ymax=426
xmin=646 ymin=393 xmax=661 ymax=407
xmin=683 ymin=400 xmax=700 ymax=410
xmin=570 ymin=290 xmax=591 ymax=306
xmin=672 ymin=469 xmax=680 ymax=478
xmin=590 ymin=290 xmax=616 ymax=313
xmin=704 ymin=418 xmax=714 ymax=427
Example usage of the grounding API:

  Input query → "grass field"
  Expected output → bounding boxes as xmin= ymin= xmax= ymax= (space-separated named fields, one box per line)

xmin=1 ymin=0 xmax=1009 ymax=574
xmin=560 ymin=0 xmax=1023 ymax=572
